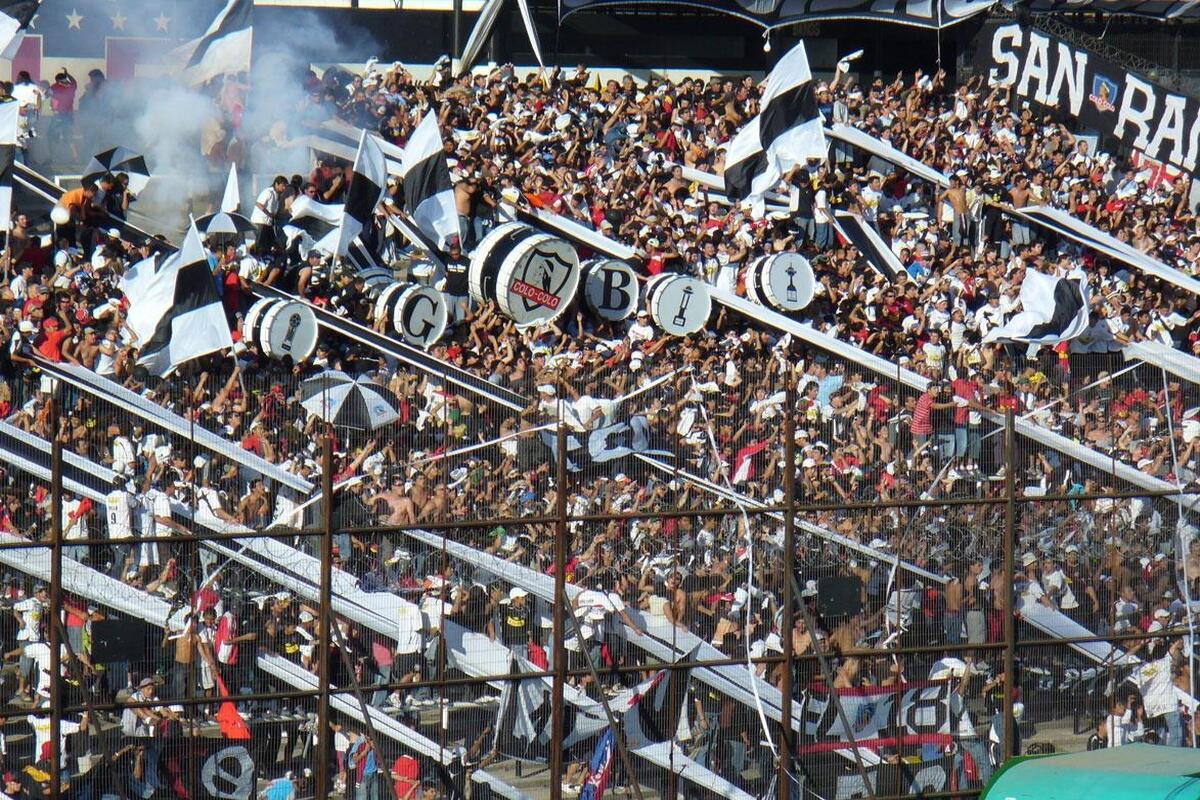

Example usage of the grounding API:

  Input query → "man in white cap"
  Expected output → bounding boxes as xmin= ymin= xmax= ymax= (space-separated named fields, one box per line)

xmin=491 ymin=586 xmax=532 ymax=658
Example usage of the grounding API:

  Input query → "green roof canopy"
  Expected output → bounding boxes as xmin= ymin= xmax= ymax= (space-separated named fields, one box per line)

xmin=983 ymin=744 xmax=1200 ymax=800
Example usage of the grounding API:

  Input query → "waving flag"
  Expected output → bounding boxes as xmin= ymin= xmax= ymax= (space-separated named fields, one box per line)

xmin=400 ymin=112 xmax=459 ymax=249
xmin=983 ymin=269 xmax=1090 ymax=345
xmin=213 ymin=676 xmax=250 ymax=739
xmin=0 ymin=1 xmax=36 ymax=60
xmin=732 ymin=440 xmax=771 ymax=484
xmin=134 ymin=222 xmax=233 ymax=376
xmin=0 ymin=100 xmax=18 ymax=233
xmin=172 ymin=0 xmax=253 ymax=87
xmin=335 ymin=129 xmax=387 ymax=257
xmin=724 ymin=41 xmax=826 ymax=214
xmin=579 ymin=729 xmax=616 ymax=800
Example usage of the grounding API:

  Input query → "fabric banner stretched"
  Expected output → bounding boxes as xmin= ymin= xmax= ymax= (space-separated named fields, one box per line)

xmin=809 ymin=755 xmax=958 ymax=800
xmin=560 ymin=0 xmax=993 ymax=29
xmin=975 ymin=22 xmax=1200 ymax=176
xmin=799 ymin=680 xmax=970 ymax=754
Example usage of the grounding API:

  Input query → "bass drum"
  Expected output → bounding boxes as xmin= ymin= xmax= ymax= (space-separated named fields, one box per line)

xmin=469 ymin=222 xmax=527 ymax=306
xmin=645 ymin=273 xmax=711 ymax=336
xmin=373 ymin=282 xmax=407 ymax=329
xmin=580 ymin=258 xmax=638 ymax=321
xmin=744 ymin=253 xmax=814 ymax=313
xmin=241 ymin=297 xmax=278 ymax=350
xmin=469 ymin=222 xmax=581 ymax=328
xmin=392 ymin=285 xmax=448 ymax=348
xmin=259 ymin=300 xmax=319 ymax=362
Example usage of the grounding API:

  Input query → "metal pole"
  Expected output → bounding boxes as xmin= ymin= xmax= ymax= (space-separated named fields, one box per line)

xmin=549 ymin=416 xmax=568 ymax=800
xmin=1002 ymin=408 xmax=1017 ymax=763
xmin=792 ymin=576 xmax=874 ymax=794
xmin=777 ymin=379 xmax=796 ymax=800
xmin=49 ymin=400 xmax=63 ymax=800
xmin=453 ymin=0 xmax=464 ymax=61
xmin=315 ymin=434 xmax=335 ymax=799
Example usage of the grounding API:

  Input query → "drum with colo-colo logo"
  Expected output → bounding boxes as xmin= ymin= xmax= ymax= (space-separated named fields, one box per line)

xmin=469 ymin=222 xmax=581 ymax=327
xmin=645 ymin=273 xmax=712 ymax=336
xmin=744 ymin=253 xmax=814 ymax=313
xmin=242 ymin=298 xmax=319 ymax=362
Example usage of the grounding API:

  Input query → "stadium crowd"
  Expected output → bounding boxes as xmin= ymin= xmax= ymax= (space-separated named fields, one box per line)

xmin=0 ymin=52 xmax=1196 ymax=798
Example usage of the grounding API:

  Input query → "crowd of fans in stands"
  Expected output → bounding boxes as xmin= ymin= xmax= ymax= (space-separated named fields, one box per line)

xmin=0 ymin=51 xmax=1196 ymax=798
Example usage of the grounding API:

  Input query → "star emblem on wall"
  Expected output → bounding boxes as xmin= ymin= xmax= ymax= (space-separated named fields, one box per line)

xmin=65 ymin=9 xmax=83 ymax=30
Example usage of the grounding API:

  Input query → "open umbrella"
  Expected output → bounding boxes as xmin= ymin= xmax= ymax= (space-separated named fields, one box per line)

xmin=83 ymin=146 xmax=150 ymax=195
xmin=195 ymin=210 xmax=256 ymax=236
xmin=196 ymin=163 xmax=255 ymax=238
xmin=300 ymin=370 xmax=400 ymax=430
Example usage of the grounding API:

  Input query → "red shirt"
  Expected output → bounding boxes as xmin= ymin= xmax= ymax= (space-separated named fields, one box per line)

xmin=392 ymin=755 xmax=420 ymax=800
xmin=951 ymin=378 xmax=981 ymax=426
xmin=35 ymin=328 xmax=69 ymax=361
xmin=49 ymin=81 xmax=76 ymax=114
xmin=911 ymin=391 xmax=935 ymax=436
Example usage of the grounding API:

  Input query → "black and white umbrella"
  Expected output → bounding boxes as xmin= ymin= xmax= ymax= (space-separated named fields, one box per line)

xmin=83 ymin=146 xmax=151 ymax=195
xmin=300 ymin=370 xmax=400 ymax=430
xmin=195 ymin=210 xmax=256 ymax=237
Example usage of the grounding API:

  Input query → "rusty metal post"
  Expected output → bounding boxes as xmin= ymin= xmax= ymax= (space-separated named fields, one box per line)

xmin=315 ymin=434 xmax=335 ymax=798
xmin=550 ymin=416 xmax=568 ymax=800
xmin=778 ymin=379 xmax=796 ymax=800
xmin=1002 ymin=408 xmax=1017 ymax=763
xmin=49 ymin=400 xmax=62 ymax=800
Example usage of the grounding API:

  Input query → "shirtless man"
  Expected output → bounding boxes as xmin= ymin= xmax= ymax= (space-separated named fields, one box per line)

xmin=63 ymin=326 xmax=101 ymax=368
xmin=419 ymin=484 xmax=450 ymax=521
xmin=1009 ymin=173 xmax=1033 ymax=245
xmin=373 ymin=474 xmax=417 ymax=527
xmin=939 ymin=174 xmax=970 ymax=252
xmin=663 ymin=572 xmax=689 ymax=630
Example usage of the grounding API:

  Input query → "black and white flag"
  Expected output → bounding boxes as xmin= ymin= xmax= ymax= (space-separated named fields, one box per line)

xmin=0 ymin=100 xmax=18 ymax=233
xmin=132 ymin=222 xmax=234 ymax=376
xmin=172 ymin=0 xmax=252 ymax=87
xmin=724 ymin=41 xmax=826 ymax=214
xmin=0 ymin=2 xmax=38 ymax=60
xmin=401 ymin=112 xmax=459 ymax=249
xmin=491 ymin=658 xmax=610 ymax=762
xmin=832 ymin=211 xmax=904 ymax=282
xmin=983 ymin=269 xmax=1090 ymax=345
xmin=334 ymin=129 xmax=387 ymax=257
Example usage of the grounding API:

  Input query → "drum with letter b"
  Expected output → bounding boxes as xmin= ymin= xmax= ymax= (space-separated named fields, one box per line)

xmin=581 ymin=258 xmax=638 ymax=321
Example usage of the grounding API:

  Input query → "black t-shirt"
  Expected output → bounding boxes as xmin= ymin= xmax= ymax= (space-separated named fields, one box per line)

xmin=499 ymin=601 xmax=531 ymax=647
xmin=444 ymin=256 xmax=469 ymax=296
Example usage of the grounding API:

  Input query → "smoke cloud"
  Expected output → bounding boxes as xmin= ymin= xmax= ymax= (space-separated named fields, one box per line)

xmin=61 ymin=4 xmax=375 ymax=237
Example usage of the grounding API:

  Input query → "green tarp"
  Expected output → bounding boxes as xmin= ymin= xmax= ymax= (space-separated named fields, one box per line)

xmin=983 ymin=744 xmax=1200 ymax=800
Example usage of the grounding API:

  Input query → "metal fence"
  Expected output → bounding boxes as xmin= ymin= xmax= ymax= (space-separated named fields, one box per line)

xmin=0 ymin=367 xmax=1195 ymax=800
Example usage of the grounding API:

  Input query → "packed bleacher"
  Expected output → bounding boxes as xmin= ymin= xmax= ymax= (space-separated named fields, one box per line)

xmin=0 ymin=51 xmax=1197 ymax=799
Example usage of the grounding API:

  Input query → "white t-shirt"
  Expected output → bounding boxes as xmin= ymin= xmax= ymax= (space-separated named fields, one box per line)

xmin=27 ymin=711 xmax=78 ymax=766
xmin=395 ymin=603 xmax=423 ymax=655
xmin=1043 ymin=568 xmax=1079 ymax=611
xmin=62 ymin=498 xmax=89 ymax=541
xmin=105 ymin=489 xmax=134 ymax=539
xmin=576 ymin=589 xmax=626 ymax=637
xmin=1136 ymin=654 xmax=1178 ymax=718
xmin=14 ymin=599 xmax=43 ymax=642
xmin=111 ymin=436 xmax=136 ymax=475
xmin=249 ymin=187 xmax=280 ymax=226
xmin=139 ymin=489 xmax=172 ymax=538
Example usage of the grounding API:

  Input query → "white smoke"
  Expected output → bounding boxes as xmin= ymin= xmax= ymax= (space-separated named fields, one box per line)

xmin=60 ymin=4 xmax=376 ymax=237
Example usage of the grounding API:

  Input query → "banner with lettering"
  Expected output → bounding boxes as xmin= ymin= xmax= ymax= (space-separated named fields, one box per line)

xmin=798 ymin=680 xmax=972 ymax=754
xmin=974 ymin=22 xmax=1200 ymax=176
